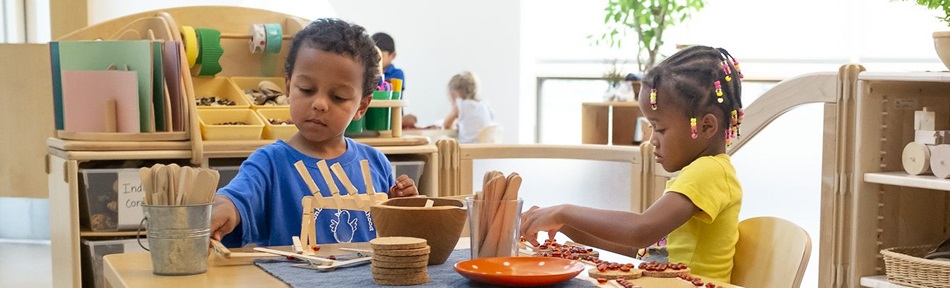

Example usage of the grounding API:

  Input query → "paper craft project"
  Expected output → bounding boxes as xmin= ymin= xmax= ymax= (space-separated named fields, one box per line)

xmin=52 ymin=40 xmax=154 ymax=132
xmin=61 ymin=70 xmax=140 ymax=133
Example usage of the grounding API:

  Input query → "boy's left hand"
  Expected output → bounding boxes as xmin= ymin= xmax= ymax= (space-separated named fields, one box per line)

xmin=389 ymin=174 xmax=417 ymax=198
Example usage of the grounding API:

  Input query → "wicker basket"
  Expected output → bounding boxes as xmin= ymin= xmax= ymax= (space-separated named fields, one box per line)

xmin=881 ymin=245 xmax=950 ymax=288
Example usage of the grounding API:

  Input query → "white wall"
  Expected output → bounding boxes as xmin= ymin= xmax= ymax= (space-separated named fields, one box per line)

xmin=329 ymin=0 xmax=523 ymax=143
xmin=87 ymin=0 xmax=335 ymax=25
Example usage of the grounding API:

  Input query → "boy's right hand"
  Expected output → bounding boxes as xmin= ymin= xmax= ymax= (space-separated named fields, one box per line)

xmin=210 ymin=195 xmax=240 ymax=241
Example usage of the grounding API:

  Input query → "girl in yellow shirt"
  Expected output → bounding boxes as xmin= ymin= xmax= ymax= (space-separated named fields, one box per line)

xmin=520 ymin=45 xmax=744 ymax=282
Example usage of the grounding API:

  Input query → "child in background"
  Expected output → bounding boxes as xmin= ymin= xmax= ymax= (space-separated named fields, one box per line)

xmin=519 ymin=46 xmax=744 ymax=282
xmin=210 ymin=19 xmax=418 ymax=248
xmin=442 ymin=71 xmax=495 ymax=144
xmin=371 ymin=32 xmax=404 ymax=88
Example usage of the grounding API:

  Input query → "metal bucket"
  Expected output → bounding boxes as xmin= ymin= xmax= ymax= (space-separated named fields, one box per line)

xmin=137 ymin=204 xmax=211 ymax=275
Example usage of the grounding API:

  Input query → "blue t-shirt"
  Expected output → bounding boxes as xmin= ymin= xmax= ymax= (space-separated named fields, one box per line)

xmin=218 ymin=138 xmax=395 ymax=247
xmin=383 ymin=64 xmax=405 ymax=90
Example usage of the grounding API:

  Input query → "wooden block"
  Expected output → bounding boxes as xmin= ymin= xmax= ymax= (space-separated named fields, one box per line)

xmin=915 ymin=108 xmax=936 ymax=131
xmin=902 ymin=142 xmax=932 ymax=175
xmin=915 ymin=130 xmax=950 ymax=145
xmin=930 ymin=144 xmax=950 ymax=179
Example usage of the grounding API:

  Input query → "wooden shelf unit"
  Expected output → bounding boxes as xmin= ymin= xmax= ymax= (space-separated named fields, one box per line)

xmin=833 ymin=70 xmax=950 ymax=287
xmin=581 ymin=101 xmax=649 ymax=146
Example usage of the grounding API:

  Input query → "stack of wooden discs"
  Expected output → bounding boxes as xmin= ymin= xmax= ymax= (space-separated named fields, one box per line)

xmin=370 ymin=236 xmax=431 ymax=286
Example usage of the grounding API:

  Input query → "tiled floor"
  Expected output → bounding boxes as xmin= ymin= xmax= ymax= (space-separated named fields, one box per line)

xmin=0 ymin=240 xmax=52 ymax=288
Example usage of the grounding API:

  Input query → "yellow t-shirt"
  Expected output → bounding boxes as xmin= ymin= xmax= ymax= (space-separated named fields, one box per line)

xmin=664 ymin=154 xmax=742 ymax=282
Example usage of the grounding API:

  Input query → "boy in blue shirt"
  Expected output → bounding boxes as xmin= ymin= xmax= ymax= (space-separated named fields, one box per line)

xmin=211 ymin=19 xmax=418 ymax=247
xmin=371 ymin=32 xmax=405 ymax=88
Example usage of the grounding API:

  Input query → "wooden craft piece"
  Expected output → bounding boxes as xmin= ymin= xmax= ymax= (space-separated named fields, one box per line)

xmin=316 ymin=160 xmax=346 ymax=211
xmin=139 ymin=168 xmax=152 ymax=205
xmin=916 ymin=107 xmax=936 ymax=131
xmin=902 ymin=142 xmax=932 ymax=175
xmin=292 ymin=236 xmax=303 ymax=254
xmin=360 ymin=160 xmax=377 ymax=196
xmin=329 ymin=163 xmax=364 ymax=209
xmin=293 ymin=160 xmax=320 ymax=196
xmin=915 ymin=130 xmax=950 ymax=145
xmin=929 ymin=144 xmax=950 ymax=179
xmin=300 ymin=196 xmax=317 ymax=252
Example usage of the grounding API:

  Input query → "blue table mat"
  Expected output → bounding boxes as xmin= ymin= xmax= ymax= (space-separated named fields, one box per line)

xmin=254 ymin=249 xmax=596 ymax=287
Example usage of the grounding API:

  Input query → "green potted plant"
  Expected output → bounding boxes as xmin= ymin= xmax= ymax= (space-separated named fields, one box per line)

xmin=908 ymin=0 xmax=950 ymax=69
xmin=593 ymin=0 xmax=707 ymax=73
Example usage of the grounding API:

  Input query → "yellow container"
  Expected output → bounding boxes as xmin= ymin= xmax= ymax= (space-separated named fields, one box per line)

xmin=192 ymin=77 xmax=251 ymax=109
xmin=256 ymin=108 xmax=298 ymax=140
xmin=230 ymin=76 xmax=287 ymax=109
xmin=197 ymin=109 xmax=264 ymax=140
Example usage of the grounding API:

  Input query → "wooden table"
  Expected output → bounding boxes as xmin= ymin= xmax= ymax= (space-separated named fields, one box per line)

xmin=104 ymin=238 xmax=740 ymax=288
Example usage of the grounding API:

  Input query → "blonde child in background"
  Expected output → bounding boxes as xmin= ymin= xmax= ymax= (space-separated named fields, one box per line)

xmin=210 ymin=19 xmax=418 ymax=248
xmin=520 ymin=45 xmax=744 ymax=282
xmin=443 ymin=71 xmax=495 ymax=144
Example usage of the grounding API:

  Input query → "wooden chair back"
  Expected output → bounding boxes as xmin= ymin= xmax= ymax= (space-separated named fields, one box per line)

xmin=732 ymin=216 xmax=812 ymax=288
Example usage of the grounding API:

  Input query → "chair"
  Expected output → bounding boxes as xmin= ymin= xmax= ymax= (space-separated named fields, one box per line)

xmin=731 ymin=216 xmax=812 ymax=288
xmin=476 ymin=124 xmax=503 ymax=143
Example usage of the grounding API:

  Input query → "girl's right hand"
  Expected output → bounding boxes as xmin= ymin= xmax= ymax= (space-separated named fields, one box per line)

xmin=520 ymin=205 xmax=564 ymax=247
xmin=210 ymin=195 xmax=240 ymax=241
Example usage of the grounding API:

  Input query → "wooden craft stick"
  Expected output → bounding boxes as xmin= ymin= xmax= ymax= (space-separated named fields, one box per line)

xmin=495 ymin=173 xmax=522 ymax=256
xmin=104 ymin=98 xmax=117 ymax=133
xmin=360 ymin=160 xmax=377 ymax=195
xmin=316 ymin=160 xmax=345 ymax=211
xmin=479 ymin=171 xmax=504 ymax=249
xmin=139 ymin=168 xmax=152 ymax=205
xmin=329 ymin=163 xmax=363 ymax=209
xmin=480 ymin=174 xmax=509 ymax=257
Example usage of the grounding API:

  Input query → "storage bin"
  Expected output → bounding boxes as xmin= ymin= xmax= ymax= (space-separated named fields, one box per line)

xmin=256 ymin=108 xmax=297 ymax=140
xmin=210 ymin=166 xmax=240 ymax=190
xmin=391 ymin=161 xmax=425 ymax=189
xmin=882 ymin=245 xmax=950 ymax=288
xmin=197 ymin=109 xmax=265 ymax=140
xmin=82 ymin=238 xmax=147 ymax=288
xmin=230 ymin=76 xmax=287 ymax=109
xmin=78 ymin=168 xmax=147 ymax=231
xmin=192 ymin=77 xmax=251 ymax=109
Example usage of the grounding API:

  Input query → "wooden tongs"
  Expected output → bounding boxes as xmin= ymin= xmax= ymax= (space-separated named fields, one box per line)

xmin=252 ymin=247 xmax=374 ymax=271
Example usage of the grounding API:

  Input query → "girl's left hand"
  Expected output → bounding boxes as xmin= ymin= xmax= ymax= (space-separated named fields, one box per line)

xmin=389 ymin=174 xmax=418 ymax=198
xmin=520 ymin=205 xmax=565 ymax=247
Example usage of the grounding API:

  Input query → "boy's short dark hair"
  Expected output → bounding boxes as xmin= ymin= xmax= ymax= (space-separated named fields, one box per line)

xmin=371 ymin=32 xmax=395 ymax=53
xmin=284 ymin=18 xmax=382 ymax=96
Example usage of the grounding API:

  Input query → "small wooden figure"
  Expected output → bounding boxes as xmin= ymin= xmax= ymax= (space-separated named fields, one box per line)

xmin=915 ymin=107 xmax=936 ymax=131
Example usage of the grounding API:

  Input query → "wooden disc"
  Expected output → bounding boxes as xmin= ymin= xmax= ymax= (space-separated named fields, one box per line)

xmin=370 ymin=236 xmax=428 ymax=250
xmin=371 ymin=265 xmax=427 ymax=275
xmin=371 ymin=259 xmax=428 ymax=268
xmin=372 ymin=246 xmax=430 ymax=257
xmin=902 ymin=142 xmax=932 ymax=175
xmin=930 ymin=144 xmax=950 ymax=179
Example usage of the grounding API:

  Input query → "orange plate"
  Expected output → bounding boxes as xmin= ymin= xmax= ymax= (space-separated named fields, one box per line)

xmin=454 ymin=257 xmax=585 ymax=287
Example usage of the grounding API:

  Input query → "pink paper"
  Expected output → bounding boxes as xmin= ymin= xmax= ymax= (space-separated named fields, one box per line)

xmin=62 ymin=70 xmax=140 ymax=133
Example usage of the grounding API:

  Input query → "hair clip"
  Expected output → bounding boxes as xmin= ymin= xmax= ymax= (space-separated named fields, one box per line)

xmin=714 ymin=81 xmax=723 ymax=103
xmin=722 ymin=61 xmax=733 ymax=82
xmin=690 ymin=118 xmax=698 ymax=139
xmin=650 ymin=88 xmax=657 ymax=110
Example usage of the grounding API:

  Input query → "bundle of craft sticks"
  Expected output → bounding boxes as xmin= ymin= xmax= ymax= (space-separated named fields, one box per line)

xmin=138 ymin=164 xmax=220 ymax=206
xmin=474 ymin=171 xmax=522 ymax=258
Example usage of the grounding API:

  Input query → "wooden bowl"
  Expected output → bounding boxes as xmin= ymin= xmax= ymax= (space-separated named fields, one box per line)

xmin=370 ymin=197 xmax=467 ymax=265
